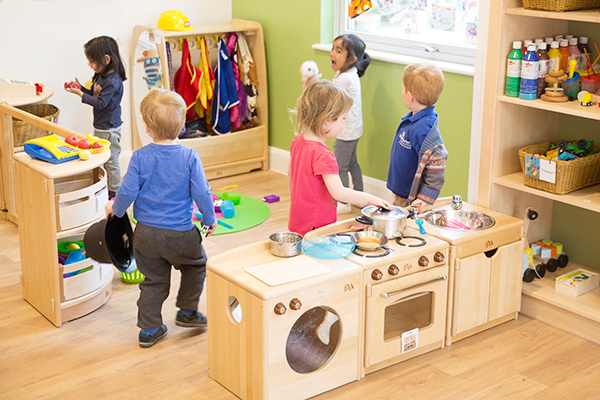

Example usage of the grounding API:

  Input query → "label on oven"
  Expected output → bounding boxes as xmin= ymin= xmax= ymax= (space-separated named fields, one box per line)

xmin=401 ymin=328 xmax=419 ymax=354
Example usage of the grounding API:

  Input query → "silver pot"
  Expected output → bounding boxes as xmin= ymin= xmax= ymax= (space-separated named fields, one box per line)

xmin=361 ymin=206 xmax=412 ymax=238
xmin=269 ymin=232 xmax=303 ymax=257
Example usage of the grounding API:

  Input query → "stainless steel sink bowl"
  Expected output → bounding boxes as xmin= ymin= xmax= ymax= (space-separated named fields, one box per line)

xmin=423 ymin=209 xmax=496 ymax=231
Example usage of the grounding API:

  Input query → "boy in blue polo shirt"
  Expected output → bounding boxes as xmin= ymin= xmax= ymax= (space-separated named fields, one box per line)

xmin=387 ymin=62 xmax=449 ymax=211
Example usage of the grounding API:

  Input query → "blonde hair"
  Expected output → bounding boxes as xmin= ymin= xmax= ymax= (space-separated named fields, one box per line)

xmin=140 ymin=89 xmax=186 ymax=140
xmin=402 ymin=62 xmax=445 ymax=107
xmin=294 ymin=80 xmax=352 ymax=138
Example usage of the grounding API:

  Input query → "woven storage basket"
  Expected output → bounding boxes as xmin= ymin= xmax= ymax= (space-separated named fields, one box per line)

xmin=12 ymin=104 xmax=60 ymax=147
xmin=518 ymin=141 xmax=600 ymax=194
xmin=120 ymin=269 xmax=145 ymax=284
xmin=522 ymin=0 xmax=600 ymax=12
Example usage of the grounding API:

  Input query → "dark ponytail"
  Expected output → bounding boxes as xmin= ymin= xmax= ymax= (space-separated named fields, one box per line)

xmin=84 ymin=36 xmax=127 ymax=82
xmin=335 ymin=34 xmax=370 ymax=77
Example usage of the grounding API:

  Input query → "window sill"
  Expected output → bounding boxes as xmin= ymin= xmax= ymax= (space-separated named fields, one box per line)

xmin=312 ymin=44 xmax=475 ymax=77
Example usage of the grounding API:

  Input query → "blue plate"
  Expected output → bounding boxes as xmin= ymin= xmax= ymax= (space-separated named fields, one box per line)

xmin=302 ymin=236 xmax=355 ymax=260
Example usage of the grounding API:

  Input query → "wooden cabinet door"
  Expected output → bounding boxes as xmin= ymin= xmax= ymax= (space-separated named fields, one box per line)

xmin=488 ymin=240 xmax=524 ymax=321
xmin=452 ymin=253 xmax=491 ymax=336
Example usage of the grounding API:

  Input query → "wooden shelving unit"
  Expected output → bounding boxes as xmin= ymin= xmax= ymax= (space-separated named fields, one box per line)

xmin=479 ymin=1 xmax=600 ymax=341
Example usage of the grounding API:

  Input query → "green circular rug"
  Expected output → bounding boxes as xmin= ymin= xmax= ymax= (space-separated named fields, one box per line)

xmin=194 ymin=195 xmax=271 ymax=235
xmin=130 ymin=195 xmax=270 ymax=235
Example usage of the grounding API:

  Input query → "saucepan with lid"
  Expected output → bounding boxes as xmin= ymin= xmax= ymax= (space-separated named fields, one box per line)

xmin=360 ymin=206 xmax=414 ymax=238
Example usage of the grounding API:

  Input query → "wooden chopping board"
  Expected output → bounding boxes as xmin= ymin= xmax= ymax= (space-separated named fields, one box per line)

xmin=244 ymin=255 xmax=331 ymax=286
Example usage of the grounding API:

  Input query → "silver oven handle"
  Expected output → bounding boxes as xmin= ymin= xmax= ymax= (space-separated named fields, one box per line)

xmin=380 ymin=275 xmax=447 ymax=298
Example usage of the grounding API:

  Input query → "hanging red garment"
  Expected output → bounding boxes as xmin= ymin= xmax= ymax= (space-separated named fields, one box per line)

xmin=173 ymin=39 xmax=202 ymax=121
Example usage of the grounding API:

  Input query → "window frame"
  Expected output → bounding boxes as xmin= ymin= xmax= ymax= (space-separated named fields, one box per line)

xmin=334 ymin=0 xmax=478 ymax=66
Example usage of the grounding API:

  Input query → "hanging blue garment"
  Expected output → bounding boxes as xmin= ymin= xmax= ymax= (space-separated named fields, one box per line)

xmin=212 ymin=37 xmax=239 ymax=134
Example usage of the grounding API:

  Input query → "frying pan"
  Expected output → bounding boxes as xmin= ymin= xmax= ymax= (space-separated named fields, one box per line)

xmin=340 ymin=231 xmax=388 ymax=251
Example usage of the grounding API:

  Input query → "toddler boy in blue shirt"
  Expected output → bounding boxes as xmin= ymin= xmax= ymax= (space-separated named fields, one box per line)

xmin=106 ymin=89 xmax=217 ymax=348
xmin=387 ymin=62 xmax=449 ymax=211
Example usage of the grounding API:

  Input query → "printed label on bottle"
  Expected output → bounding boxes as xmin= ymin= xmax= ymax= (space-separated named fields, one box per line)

xmin=538 ymin=60 xmax=549 ymax=78
xmin=507 ymin=59 xmax=522 ymax=78
xmin=521 ymin=60 xmax=539 ymax=79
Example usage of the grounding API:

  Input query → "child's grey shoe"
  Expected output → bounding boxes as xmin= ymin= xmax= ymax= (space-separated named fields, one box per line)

xmin=176 ymin=311 xmax=207 ymax=328
xmin=139 ymin=324 xmax=168 ymax=348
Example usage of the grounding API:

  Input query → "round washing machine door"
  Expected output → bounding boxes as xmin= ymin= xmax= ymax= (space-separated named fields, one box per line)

xmin=285 ymin=306 xmax=341 ymax=374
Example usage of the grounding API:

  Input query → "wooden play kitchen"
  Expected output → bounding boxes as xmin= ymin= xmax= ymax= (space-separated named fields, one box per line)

xmin=7 ymin=104 xmax=113 ymax=327
xmin=130 ymin=19 xmax=269 ymax=180
xmin=409 ymin=201 xmax=524 ymax=345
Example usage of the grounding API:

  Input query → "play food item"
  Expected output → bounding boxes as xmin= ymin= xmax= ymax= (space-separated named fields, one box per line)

xmin=347 ymin=230 xmax=388 ymax=251
xmin=66 ymin=243 xmax=81 ymax=250
xmin=79 ymin=150 xmax=91 ymax=160
xmin=77 ymin=139 xmax=91 ymax=149
xmin=65 ymin=135 xmax=79 ymax=146
xmin=92 ymin=142 xmax=103 ymax=149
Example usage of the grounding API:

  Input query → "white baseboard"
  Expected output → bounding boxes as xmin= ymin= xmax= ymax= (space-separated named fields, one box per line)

xmin=268 ymin=146 xmax=394 ymax=202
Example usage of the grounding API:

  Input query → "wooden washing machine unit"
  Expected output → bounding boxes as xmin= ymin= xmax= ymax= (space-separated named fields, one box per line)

xmin=207 ymin=240 xmax=363 ymax=400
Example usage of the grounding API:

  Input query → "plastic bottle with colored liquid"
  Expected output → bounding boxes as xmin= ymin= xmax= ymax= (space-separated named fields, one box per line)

xmin=568 ymin=38 xmax=581 ymax=73
xmin=505 ymin=41 xmax=523 ymax=97
xmin=520 ymin=44 xmax=539 ymax=100
xmin=536 ymin=42 xmax=550 ymax=98
xmin=578 ymin=36 xmax=590 ymax=57
xmin=559 ymin=40 xmax=571 ymax=72
xmin=548 ymin=41 xmax=562 ymax=71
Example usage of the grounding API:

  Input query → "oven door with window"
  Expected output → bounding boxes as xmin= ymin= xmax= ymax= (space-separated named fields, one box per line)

xmin=365 ymin=265 xmax=448 ymax=368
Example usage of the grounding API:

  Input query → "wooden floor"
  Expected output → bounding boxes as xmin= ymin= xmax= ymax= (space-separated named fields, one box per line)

xmin=2 ymin=170 xmax=600 ymax=399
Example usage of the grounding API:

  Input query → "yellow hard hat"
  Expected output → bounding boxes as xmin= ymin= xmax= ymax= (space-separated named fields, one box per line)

xmin=157 ymin=10 xmax=195 ymax=31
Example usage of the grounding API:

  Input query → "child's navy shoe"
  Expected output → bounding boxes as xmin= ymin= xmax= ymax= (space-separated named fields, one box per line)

xmin=139 ymin=324 xmax=168 ymax=348
xmin=176 ymin=310 xmax=207 ymax=328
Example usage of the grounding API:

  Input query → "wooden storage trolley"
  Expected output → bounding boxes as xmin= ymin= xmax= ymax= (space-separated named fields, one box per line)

xmin=131 ymin=19 xmax=269 ymax=180
xmin=12 ymin=120 xmax=113 ymax=327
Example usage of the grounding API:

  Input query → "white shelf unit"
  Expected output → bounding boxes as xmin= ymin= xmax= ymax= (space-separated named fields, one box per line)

xmin=478 ymin=2 xmax=600 ymax=343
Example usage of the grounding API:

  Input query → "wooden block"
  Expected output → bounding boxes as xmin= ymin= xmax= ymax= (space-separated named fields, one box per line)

xmin=534 ymin=241 xmax=547 ymax=248
xmin=540 ymin=247 xmax=552 ymax=258
xmin=541 ymin=94 xmax=569 ymax=102
xmin=547 ymin=244 xmax=557 ymax=257
xmin=531 ymin=243 xmax=542 ymax=256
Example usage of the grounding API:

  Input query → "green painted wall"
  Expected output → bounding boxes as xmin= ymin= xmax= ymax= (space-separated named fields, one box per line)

xmin=232 ymin=0 xmax=472 ymax=199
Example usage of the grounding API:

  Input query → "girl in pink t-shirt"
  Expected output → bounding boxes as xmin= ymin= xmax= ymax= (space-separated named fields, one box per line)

xmin=288 ymin=81 xmax=391 ymax=235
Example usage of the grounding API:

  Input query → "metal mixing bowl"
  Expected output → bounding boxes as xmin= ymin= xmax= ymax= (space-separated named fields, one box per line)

xmin=269 ymin=232 xmax=303 ymax=257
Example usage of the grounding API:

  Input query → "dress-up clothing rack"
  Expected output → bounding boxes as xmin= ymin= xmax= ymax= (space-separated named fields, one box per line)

xmin=130 ymin=19 xmax=268 ymax=180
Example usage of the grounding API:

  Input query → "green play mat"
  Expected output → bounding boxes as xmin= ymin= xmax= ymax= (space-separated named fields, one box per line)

xmin=130 ymin=195 xmax=270 ymax=235
xmin=196 ymin=195 xmax=271 ymax=235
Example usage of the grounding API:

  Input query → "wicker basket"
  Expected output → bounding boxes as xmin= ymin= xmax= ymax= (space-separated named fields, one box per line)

xmin=518 ymin=141 xmax=600 ymax=194
xmin=12 ymin=104 xmax=60 ymax=147
xmin=120 ymin=269 xmax=145 ymax=284
xmin=522 ymin=0 xmax=600 ymax=12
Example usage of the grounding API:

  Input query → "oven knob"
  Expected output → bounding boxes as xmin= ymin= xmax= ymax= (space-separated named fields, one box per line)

xmin=274 ymin=302 xmax=287 ymax=315
xmin=434 ymin=251 xmax=445 ymax=263
xmin=418 ymin=256 xmax=429 ymax=267
xmin=371 ymin=269 xmax=383 ymax=281
xmin=289 ymin=298 xmax=302 ymax=310
xmin=388 ymin=264 xmax=399 ymax=276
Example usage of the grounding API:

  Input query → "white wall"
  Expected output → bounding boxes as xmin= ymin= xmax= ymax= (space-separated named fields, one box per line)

xmin=0 ymin=0 xmax=231 ymax=167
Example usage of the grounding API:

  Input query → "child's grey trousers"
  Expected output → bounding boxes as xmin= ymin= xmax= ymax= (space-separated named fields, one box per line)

xmin=133 ymin=223 xmax=207 ymax=329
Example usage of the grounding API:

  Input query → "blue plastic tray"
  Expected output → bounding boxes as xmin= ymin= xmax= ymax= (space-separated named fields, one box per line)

xmin=302 ymin=236 xmax=355 ymax=260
